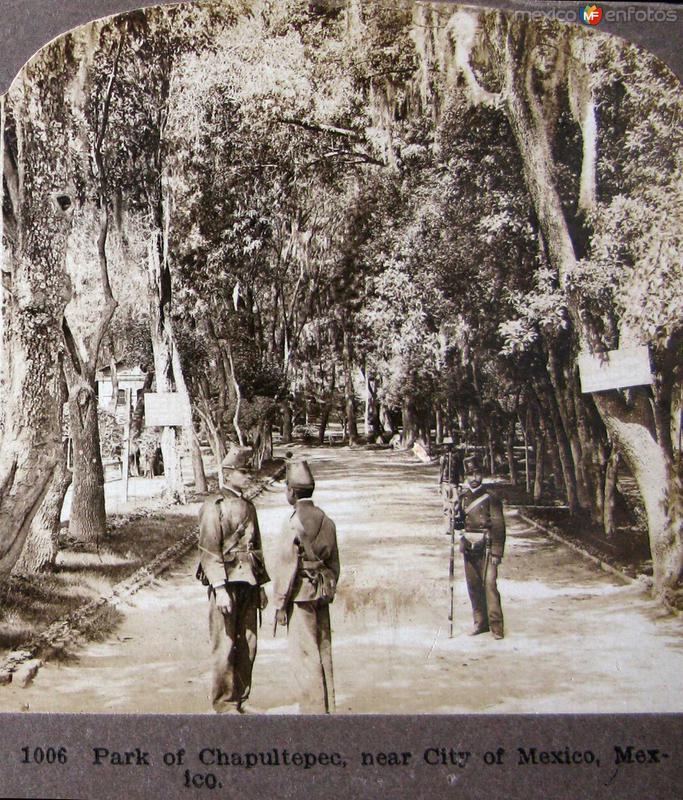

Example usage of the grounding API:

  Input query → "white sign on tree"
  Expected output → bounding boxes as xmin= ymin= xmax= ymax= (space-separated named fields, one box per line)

xmin=578 ymin=346 xmax=653 ymax=394
xmin=144 ymin=393 xmax=192 ymax=427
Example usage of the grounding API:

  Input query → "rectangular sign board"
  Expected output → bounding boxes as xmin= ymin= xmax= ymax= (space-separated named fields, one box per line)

xmin=144 ymin=392 xmax=191 ymax=427
xmin=578 ymin=345 xmax=652 ymax=393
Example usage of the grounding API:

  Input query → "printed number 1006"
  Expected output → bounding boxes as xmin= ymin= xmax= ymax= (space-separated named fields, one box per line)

xmin=20 ymin=747 xmax=68 ymax=764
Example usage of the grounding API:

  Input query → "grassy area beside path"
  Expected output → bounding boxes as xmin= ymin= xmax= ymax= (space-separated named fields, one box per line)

xmin=0 ymin=458 xmax=285 ymax=665
xmin=0 ymin=503 xmax=199 ymax=661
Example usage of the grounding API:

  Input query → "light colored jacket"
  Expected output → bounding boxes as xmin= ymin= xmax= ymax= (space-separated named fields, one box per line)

xmin=272 ymin=499 xmax=340 ymax=608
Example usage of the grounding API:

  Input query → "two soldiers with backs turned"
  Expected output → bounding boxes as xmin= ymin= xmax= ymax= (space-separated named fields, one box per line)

xmin=197 ymin=441 xmax=505 ymax=714
xmin=440 ymin=440 xmax=506 ymax=639
xmin=197 ymin=459 xmax=339 ymax=714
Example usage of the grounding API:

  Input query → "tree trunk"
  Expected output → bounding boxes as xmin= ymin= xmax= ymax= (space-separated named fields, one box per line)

xmin=147 ymin=229 xmax=187 ymax=503
xmin=594 ymin=391 xmax=683 ymax=598
xmin=281 ymin=401 xmax=293 ymax=443
xmin=435 ymin=407 xmax=444 ymax=445
xmin=59 ymin=28 xmax=121 ymax=540
xmin=12 ymin=442 xmax=72 ymax=575
xmin=401 ymin=397 xmax=419 ymax=449
xmin=538 ymin=364 xmax=579 ymax=511
xmin=486 ymin=424 xmax=496 ymax=476
xmin=12 ymin=366 xmax=72 ymax=574
xmin=318 ymin=365 xmax=336 ymax=445
xmin=539 ymin=410 xmax=562 ymax=494
xmin=198 ymin=403 xmax=226 ymax=490
xmin=318 ymin=406 xmax=331 ymax=445
xmin=0 ymin=47 xmax=77 ymax=581
xmin=190 ymin=430 xmax=207 ymax=494
xmin=68 ymin=376 xmax=107 ymax=542
xmin=130 ymin=369 xmax=153 ymax=443
xmin=533 ymin=422 xmax=545 ymax=502
xmin=380 ymin=406 xmax=396 ymax=436
xmin=109 ymin=354 xmax=119 ymax=410
xmin=506 ymin=418 xmax=518 ymax=486
xmin=603 ymin=444 xmax=619 ymax=539
xmin=363 ymin=368 xmax=371 ymax=438
xmin=226 ymin=342 xmax=245 ymax=446
xmin=555 ymin=358 xmax=592 ymax=511
xmin=519 ymin=409 xmax=531 ymax=494
xmin=254 ymin=417 xmax=273 ymax=470
xmin=573 ymin=371 xmax=607 ymax=524
xmin=343 ymin=328 xmax=358 ymax=445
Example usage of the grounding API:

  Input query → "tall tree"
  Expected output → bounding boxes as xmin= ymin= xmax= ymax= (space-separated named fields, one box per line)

xmin=0 ymin=38 xmax=79 ymax=578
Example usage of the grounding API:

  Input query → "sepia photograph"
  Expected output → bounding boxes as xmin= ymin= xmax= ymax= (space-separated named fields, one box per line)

xmin=0 ymin=0 xmax=681 ymax=722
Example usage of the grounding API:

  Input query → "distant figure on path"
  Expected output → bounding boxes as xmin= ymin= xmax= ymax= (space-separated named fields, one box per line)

xmin=150 ymin=445 xmax=164 ymax=477
xmin=439 ymin=438 xmax=464 ymax=496
xmin=273 ymin=460 xmax=340 ymax=713
xmin=439 ymin=437 xmax=464 ymax=533
xmin=459 ymin=456 xmax=506 ymax=639
xmin=197 ymin=468 xmax=269 ymax=713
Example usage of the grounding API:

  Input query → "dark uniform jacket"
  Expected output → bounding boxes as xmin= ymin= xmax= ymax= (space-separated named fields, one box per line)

xmin=198 ymin=487 xmax=269 ymax=588
xmin=461 ymin=485 xmax=506 ymax=558
xmin=272 ymin=499 xmax=340 ymax=608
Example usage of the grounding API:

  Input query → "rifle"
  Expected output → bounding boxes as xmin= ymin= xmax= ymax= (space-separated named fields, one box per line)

xmin=446 ymin=476 xmax=466 ymax=639
xmin=448 ymin=500 xmax=455 ymax=639
xmin=447 ymin=452 xmax=455 ymax=638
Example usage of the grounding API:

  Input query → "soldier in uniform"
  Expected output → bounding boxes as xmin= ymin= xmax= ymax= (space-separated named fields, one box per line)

xmin=197 ymin=468 xmax=269 ymax=713
xmin=272 ymin=461 xmax=340 ymax=714
xmin=439 ymin=438 xmax=464 ymax=494
xmin=458 ymin=456 xmax=506 ymax=639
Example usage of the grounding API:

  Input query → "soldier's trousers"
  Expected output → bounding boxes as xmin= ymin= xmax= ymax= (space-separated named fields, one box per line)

xmin=208 ymin=583 xmax=259 ymax=713
xmin=288 ymin=600 xmax=335 ymax=714
xmin=463 ymin=548 xmax=503 ymax=634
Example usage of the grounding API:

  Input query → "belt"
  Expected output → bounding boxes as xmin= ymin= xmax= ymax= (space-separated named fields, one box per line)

xmin=299 ymin=558 xmax=324 ymax=571
xmin=463 ymin=530 xmax=489 ymax=545
xmin=226 ymin=550 xmax=255 ymax=563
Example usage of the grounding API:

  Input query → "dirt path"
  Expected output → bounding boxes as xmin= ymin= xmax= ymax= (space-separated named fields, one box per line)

xmin=2 ymin=446 xmax=681 ymax=714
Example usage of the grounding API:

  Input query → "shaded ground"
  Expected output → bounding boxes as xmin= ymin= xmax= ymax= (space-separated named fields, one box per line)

xmin=0 ymin=503 xmax=197 ymax=655
xmin=1 ymin=446 xmax=681 ymax=714
xmin=0 ymin=457 xmax=283 ymax=657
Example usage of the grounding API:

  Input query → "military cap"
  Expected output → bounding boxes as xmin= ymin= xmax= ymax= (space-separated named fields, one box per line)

xmin=463 ymin=455 xmax=483 ymax=474
xmin=286 ymin=459 xmax=315 ymax=489
xmin=222 ymin=444 xmax=253 ymax=468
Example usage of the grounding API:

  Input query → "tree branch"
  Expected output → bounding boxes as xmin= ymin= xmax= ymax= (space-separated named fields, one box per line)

xmin=276 ymin=116 xmax=360 ymax=139
xmin=62 ymin=318 xmax=84 ymax=379
xmin=90 ymin=33 xmax=125 ymax=356
xmin=447 ymin=10 xmax=503 ymax=109
xmin=2 ymin=144 xmax=20 ymax=229
xmin=94 ymin=33 xmax=126 ymax=172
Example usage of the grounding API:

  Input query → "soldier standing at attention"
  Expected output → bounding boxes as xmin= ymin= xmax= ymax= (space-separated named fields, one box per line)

xmin=459 ymin=456 xmax=506 ymax=639
xmin=273 ymin=461 xmax=340 ymax=714
xmin=197 ymin=468 xmax=269 ymax=713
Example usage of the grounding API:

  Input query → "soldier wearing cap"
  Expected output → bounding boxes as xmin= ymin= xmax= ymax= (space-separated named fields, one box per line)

xmin=459 ymin=456 xmax=506 ymax=639
xmin=197 ymin=468 xmax=269 ymax=713
xmin=439 ymin=437 xmax=465 ymax=494
xmin=272 ymin=460 xmax=340 ymax=714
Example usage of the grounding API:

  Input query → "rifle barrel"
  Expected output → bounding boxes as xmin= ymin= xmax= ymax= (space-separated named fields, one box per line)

xmin=448 ymin=515 xmax=455 ymax=638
